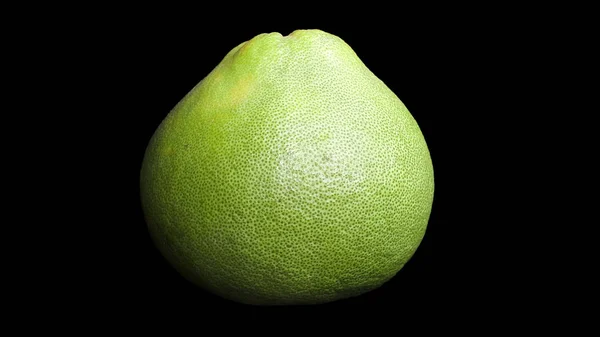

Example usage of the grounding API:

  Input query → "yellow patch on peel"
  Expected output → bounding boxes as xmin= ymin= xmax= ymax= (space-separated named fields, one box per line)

xmin=204 ymin=67 xmax=255 ymax=114
xmin=228 ymin=74 xmax=254 ymax=107
xmin=162 ymin=145 xmax=174 ymax=156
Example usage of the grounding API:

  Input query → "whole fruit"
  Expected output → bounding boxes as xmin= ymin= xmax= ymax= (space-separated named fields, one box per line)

xmin=140 ymin=29 xmax=434 ymax=305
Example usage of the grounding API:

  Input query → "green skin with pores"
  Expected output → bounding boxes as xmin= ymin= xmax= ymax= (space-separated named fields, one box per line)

xmin=140 ymin=29 xmax=434 ymax=305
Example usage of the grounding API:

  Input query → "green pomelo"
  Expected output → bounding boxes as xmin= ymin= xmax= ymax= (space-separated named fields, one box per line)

xmin=140 ymin=29 xmax=434 ymax=305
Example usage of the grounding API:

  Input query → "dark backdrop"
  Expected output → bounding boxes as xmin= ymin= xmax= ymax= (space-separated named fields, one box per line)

xmin=70 ymin=15 xmax=527 ymax=323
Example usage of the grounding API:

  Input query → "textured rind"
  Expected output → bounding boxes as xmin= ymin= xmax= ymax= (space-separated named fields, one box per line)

xmin=140 ymin=29 xmax=434 ymax=305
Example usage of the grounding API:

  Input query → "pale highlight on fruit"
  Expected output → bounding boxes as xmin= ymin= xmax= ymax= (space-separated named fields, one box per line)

xmin=140 ymin=29 xmax=434 ymax=305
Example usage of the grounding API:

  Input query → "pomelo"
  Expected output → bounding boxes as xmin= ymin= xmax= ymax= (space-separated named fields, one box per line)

xmin=140 ymin=29 xmax=434 ymax=305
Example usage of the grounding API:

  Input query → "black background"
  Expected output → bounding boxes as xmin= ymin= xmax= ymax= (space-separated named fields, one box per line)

xmin=60 ymin=11 xmax=543 ymax=323
xmin=7 ymin=2 xmax=589 ymax=329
